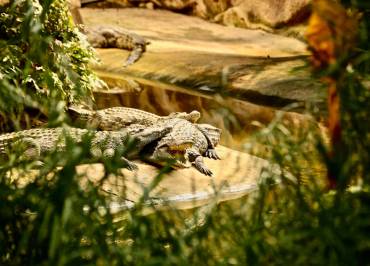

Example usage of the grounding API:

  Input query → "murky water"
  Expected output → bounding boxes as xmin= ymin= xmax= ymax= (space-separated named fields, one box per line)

xmin=93 ymin=70 xmax=314 ymax=151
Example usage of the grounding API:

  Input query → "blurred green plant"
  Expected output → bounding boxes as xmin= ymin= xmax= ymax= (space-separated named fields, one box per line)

xmin=0 ymin=0 xmax=369 ymax=265
xmin=305 ymin=0 xmax=370 ymax=189
xmin=0 ymin=0 xmax=102 ymax=131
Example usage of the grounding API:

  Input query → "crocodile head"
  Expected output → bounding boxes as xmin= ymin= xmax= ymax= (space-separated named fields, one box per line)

xmin=167 ymin=110 xmax=201 ymax=123
xmin=150 ymin=135 xmax=195 ymax=168
xmin=151 ymin=145 xmax=193 ymax=168
xmin=151 ymin=122 xmax=222 ymax=166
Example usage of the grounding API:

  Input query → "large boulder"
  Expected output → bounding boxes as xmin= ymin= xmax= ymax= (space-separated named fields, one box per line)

xmin=212 ymin=0 xmax=311 ymax=30
xmin=94 ymin=0 xmax=311 ymax=35
xmin=82 ymin=145 xmax=271 ymax=210
xmin=12 ymin=146 xmax=273 ymax=211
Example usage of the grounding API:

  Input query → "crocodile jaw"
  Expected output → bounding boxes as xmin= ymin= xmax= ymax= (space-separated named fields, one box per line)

xmin=152 ymin=146 xmax=192 ymax=169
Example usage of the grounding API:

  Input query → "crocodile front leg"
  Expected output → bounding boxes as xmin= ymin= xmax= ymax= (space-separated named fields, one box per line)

xmin=86 ymin=26 xmax=149 ymax=67
xmin=92 ymin=147 xmax=138 ymax=171
xmin=14 ymin=138 xmax=41 ymax=161
xmin=186 ymin=149 xmax=213 ymax=176
xmin=1 ymin=137 xmax=44 ymax=166
xmin=195 ymin=125 xmax=221 ymax=160
xmin=123 ymin=47 xmax=145 ymax=67
xmin=104 ymin=147 xmax=138 ymax=171
xmin=119 ymin=156 xmax=138 ymax=171
xmin=204 ymin=149 xmax=220 ymax=160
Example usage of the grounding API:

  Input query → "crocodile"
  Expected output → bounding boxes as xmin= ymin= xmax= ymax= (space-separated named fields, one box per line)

xmin=68 ymin=106 xmax=220 ymax=158
xmin=84 ymin=25 xmax=149 ymax=67
xmin=0 ymin=126 xmax=171 ymax=169
xmin=68 ymin=106 xmax=222 ymax=175
xmin=68 ymin=106 xmax=201 ymax=130
xmin=146 ymin=118 xmax=222 ymax=176
xmin=67 ymin=0 xmax=148 ymax=67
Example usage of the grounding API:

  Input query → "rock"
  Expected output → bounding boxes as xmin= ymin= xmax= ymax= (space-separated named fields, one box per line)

xmin=11 ymin=146 xmax=273 ymax=211
xmin=83 ymin=145 xmax=270 ymax=211
xmin=81 ymin=0 xmax=131 ymax=8
xmin=192 ymin=0 xmax=232 ymax=19
xmin=68 ymin=0 xmax=84 ymax=24
xmin=80 ymin=8 xmax=324 ymax=112
xmin=0 ymin=0 xmax=10 ymax=6
xmin=151 ymin=0 xmax=196 ymax=12
xmin=102 ymin=0 xmax=311 ymax=35
xmin=68 ymin=0 xmax=81 ymax=8
xmin=98 ymin=145 xmax=276 ymax=210
xmin=213 ymin=0 xmax=311 ymax=30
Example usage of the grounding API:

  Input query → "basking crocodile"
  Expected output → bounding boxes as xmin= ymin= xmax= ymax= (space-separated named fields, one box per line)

xmin=68 ymin=106 xmax=201 ymax=130
xmin=68 ymin=106 xmax=220 ymax=158
xmin=0 ymin=126 xmax=171 ymax=170
xmin=147 ymin=118 xmax=222 ymax=176
xmin=84 ymin=25 xmax=149 ymax=67
xmin=68 ymin=106 xmax=222 ymax=175
xmin=68 ymin=0 xmax=149 ymax=67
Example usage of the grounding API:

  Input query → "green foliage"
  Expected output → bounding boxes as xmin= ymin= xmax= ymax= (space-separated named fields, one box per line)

xmin=0 ymin=0 xmax=369 ymax=265
xmin=0 ymin=0 xmax=101 ymax=131
xmin=0 ymin=133 xmax=136 ymax=264
xmin=235 ymin=118 xmax=370 ymax=265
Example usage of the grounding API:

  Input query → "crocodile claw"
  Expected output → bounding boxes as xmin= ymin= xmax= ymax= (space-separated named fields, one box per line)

xmin=121 ymin=157 xmax=138 ymax=171
xmin=204 ymin=149 xmax=221 ymax=160
xmin=126 ymin=161 xmax=139 ymax=171
xmin=193 ymin=157 xmax=213 ymax=176
xmin=33 ymin=160 xmax=45 ymax=169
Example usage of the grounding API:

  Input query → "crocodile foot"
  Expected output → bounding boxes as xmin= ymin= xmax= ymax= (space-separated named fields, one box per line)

xmin=121 ymin=157 xmax=138 ymax=171
xmin=193 ymin=156 xmax=213 ymax=176
xmin=123 ymin=47 xmax=144 ymax=67
xmin=204 ymin=149 xmax=220 ymax=160
xmin=33 ymin=160 xmax=45 ymax=169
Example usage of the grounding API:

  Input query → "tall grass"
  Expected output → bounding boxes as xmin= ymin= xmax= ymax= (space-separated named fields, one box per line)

xmin=0 ymin=0 xmax=369 ymax=265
